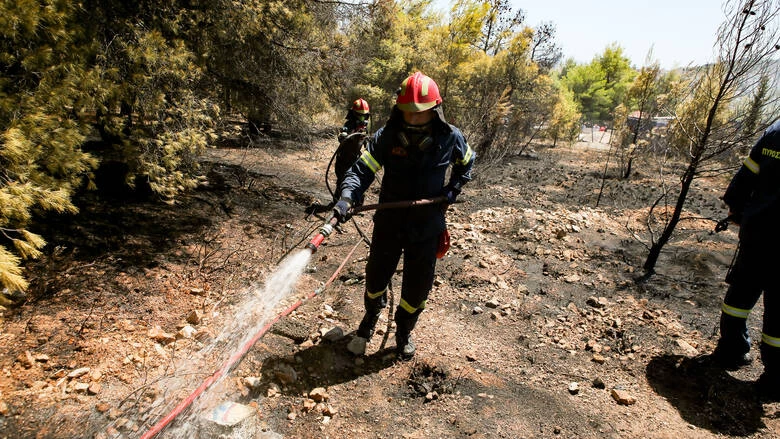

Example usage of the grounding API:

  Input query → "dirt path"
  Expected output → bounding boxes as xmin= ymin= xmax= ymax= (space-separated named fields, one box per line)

xmin=1 ymin=137 xmax=778 ymax=439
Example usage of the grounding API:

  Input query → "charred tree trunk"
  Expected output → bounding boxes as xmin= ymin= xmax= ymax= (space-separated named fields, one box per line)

xmin=642 ymin=161 xmax=698 ymax=274
xmin=642 ymin=81 xmax=722 ymax=275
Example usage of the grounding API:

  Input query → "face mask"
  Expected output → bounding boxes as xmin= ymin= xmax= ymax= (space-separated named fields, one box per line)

xmin=398 ymin=122 xmax=434 ymax=151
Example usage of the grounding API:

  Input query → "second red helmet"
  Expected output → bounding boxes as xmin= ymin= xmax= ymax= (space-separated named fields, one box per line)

xmin=351 ymin=98 xmax=370 ymax=115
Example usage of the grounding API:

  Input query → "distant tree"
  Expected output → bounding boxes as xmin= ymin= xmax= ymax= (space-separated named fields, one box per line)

xmin=456 ymin=28 xmax=553 ymax=161
xmin=506 ymin=61 xmax=559 ymax=150
xmin=599 ymin=44 xmax=633 ymax=85
xmin=618 ymin=59 xmax=662 ymax=178
xmin=545 ymin=87 xmax=582 ymax=147
xmin=641 ymin=0 xmax=780 ymax=275
xmin=561 ymin=62 xmax=610 ymax=123
xmin=562 ymin=44 xmax=635 ymax=123
xmin=339 ymin=0 xmax=410 ymax=121
xmin=339 ymin=0 xmax=451 ymax=122
xmin=188 ymin=0 xmax=341 ymax=134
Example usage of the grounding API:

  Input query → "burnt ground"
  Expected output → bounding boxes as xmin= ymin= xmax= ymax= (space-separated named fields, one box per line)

xmin=1 ymin=132 xmax=780 ymax=439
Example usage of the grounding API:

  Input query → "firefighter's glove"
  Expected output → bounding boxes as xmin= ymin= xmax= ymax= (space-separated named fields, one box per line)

xmin=714 ymin=218 xmax=730 ymax=233
xmin=715 ymin=212 xmax=741 ymax=232
xmin=333 ymin=197 xmax=353 ymax=223
xmin=443 ymin=184 xmax=460 ymax=205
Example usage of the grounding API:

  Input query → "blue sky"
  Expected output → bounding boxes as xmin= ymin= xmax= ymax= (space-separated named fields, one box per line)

xmin=434 ymin=0 xmax=728 ymax=69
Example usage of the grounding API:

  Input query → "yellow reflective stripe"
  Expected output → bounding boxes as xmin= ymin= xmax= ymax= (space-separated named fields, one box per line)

xmin=744 ymin=157 xmax=760 ymax=174
xmin=360 ymin=151 xmax=381 ymax=173
xmin=762 ymin=333 xmax=780 ymax=348
xmin=456 ymin=144 xmax=474 ymax=166
xmin=366 ymin=288 xmax=386 ymax=300
xmin=399 ymin=77 xmax=409 ymax=96
xmin=399 ymin=298 xmax=426 ymax=314
xmin=722 ymin=302 xmax=750 ymax=319
xmin=420 ymin=77 xmax=430 ymax=97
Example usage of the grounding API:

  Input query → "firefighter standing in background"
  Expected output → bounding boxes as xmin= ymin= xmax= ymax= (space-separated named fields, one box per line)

xmin=333 ymin=99 xmax=371 ymax=205
xmin=339 ymin=98 xmax=371 ymax=141
xmin=332 ymin=72 xmax=476 ymax=359
xmin=712 ymin=118 xmax=780 ymax=397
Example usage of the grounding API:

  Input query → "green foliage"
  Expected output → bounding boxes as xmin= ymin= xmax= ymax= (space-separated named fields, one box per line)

xmin=96 ymin=27 xmax=213 ymax=198
xmin=0 ymin=246 xmax=26 ymax=292
xmin=188 ymin=0 xmax=339 ymax=131
xmin=0 ymin=0 xmax=96 ymax=292
xmin=351 ymin=0 xmax=437 ymax=120
xmin=666 ymin=66 xmax=732 ymax=154
xmin=545 ymin=86 xmax=582 ymax=146
xmin=0 ymin=1 xmax=218 ymax=291
xmin=561 ymin=44 xmax=635 ymax=123
xmin=431 ymin=0 xmax=489 ymax=97
xmin=561 ymin=63 xmax=610 ymax=122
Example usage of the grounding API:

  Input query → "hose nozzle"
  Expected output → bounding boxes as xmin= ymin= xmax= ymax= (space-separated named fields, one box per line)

xmin=306 ymin=221 xmax=336 ymax=253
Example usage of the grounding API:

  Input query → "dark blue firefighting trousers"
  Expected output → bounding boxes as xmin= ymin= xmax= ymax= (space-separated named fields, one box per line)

xmin=355 ymin=221 xmax=439 ymax=341
xmin=719 ymin=241 xmax=780 ymax=373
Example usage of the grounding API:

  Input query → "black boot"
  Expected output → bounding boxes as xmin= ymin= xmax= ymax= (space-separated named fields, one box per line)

xmin=395 ymin=307 xmax=421 ymax=360
xmin=356 ymin=311 xmax=381 ymax=339
xmin=711 ymin=313 xmax=752 ymax=370
xmin=395 ymin=332 xmax=415 ymax=360
xmin=347 ymin=311 xmax=382 ymax=356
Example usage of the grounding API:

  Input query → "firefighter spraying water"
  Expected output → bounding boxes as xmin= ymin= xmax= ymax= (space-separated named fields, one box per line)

xmin=332 ymin=72 xmax=475 ymax=360
xmin=140 ymin=195 xmax=448 ymax=438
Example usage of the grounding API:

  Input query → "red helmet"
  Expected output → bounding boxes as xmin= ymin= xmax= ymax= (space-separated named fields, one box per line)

xmin=396 ymin=72 xmax=442 ymax=112
xmin=351 ymin=98 xmax=370 ymax=115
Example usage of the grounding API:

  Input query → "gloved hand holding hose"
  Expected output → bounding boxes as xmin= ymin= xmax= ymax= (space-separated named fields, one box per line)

xmin=333 ymin=197 xmax=353 ymax=223
xmin=443 ymin=183 xmax=460 ymax=205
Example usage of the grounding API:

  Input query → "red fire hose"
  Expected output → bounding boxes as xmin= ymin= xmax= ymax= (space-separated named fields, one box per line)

xmin=140 ymin=196 xmax=445 ymax=438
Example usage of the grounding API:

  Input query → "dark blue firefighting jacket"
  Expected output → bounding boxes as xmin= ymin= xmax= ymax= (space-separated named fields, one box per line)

xmin=340 ymin=107 xmax=475 ymax=242
xmin=723 ymin=118 xmax=780 ymax=245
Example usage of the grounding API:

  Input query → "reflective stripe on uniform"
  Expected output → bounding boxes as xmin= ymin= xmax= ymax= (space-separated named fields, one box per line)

xmin=744 ymin=157 xmax=760 ymax=174
xmin=360 ymin=151 xmax=381 ymax=173
xmin=722 ymin=302 xmax=751 ymax=319
xmin=399 ymin=298 xmax=427 ymax=314
xmin=366 ymin=288 xmax=386 ymax=300
xmin=456 ymin=144 xmax=474 ymax=166
xmin=763 ymin=333 xmax=780 ymax=348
